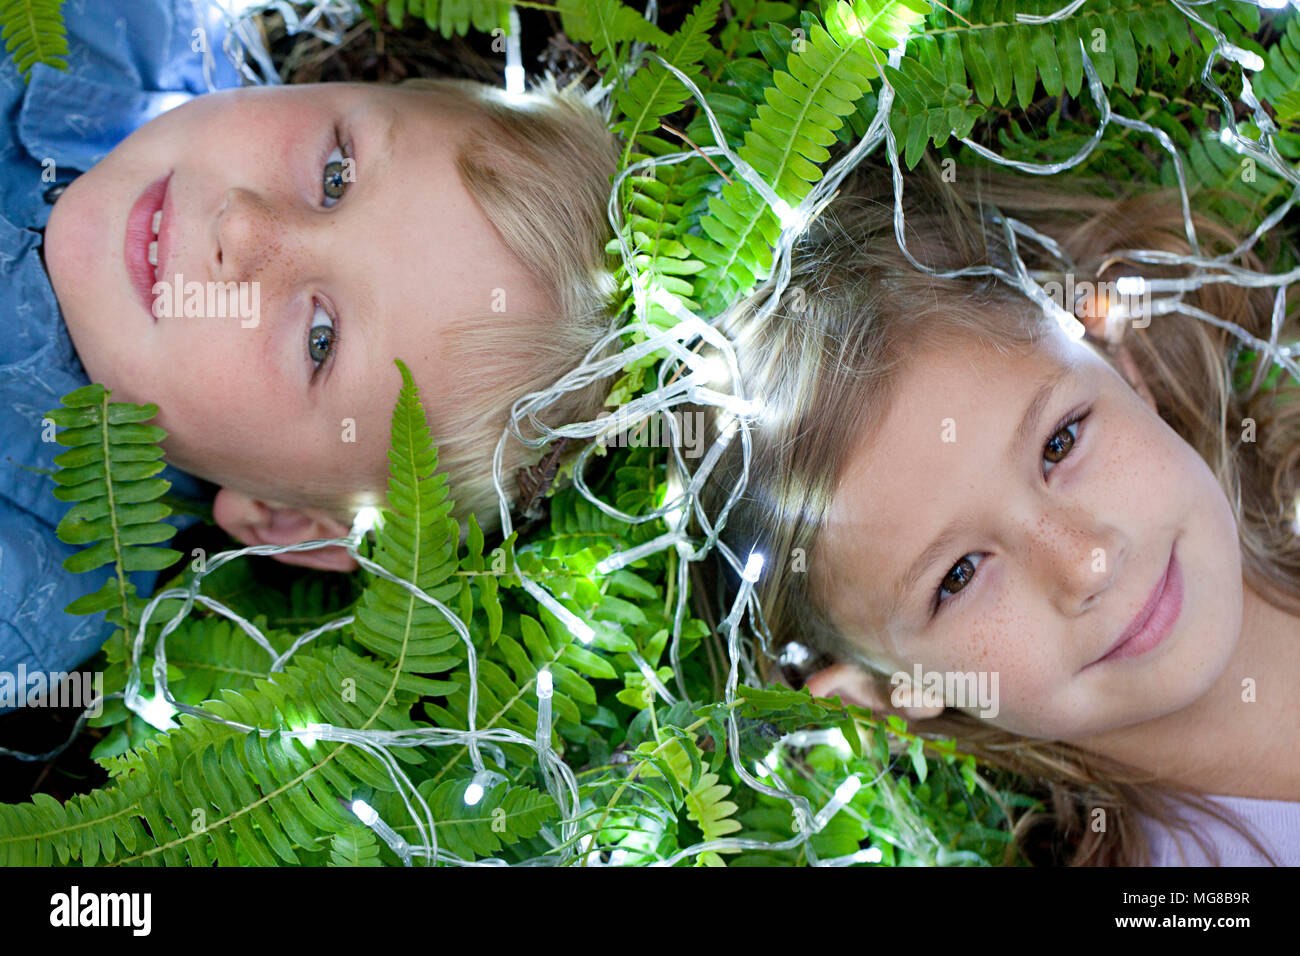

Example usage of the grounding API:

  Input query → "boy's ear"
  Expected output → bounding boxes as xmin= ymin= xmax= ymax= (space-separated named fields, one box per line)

xmin=212 ymin=487 xmax=358 ymax=573
xmin=804 ymin=662 xmax=944 ymax=722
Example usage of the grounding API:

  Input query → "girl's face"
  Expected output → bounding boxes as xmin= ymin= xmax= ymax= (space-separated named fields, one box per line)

xmin=815 ymin=327 xmax=1243 ymax=739
xmin=44 ymin=83 xmax=552 ymax=510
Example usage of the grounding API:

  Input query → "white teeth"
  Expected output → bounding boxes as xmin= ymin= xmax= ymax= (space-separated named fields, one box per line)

xmin=151 ymin=210 xmax=162 ymax=234
xmin=147 ymin=241 xmax=158 ymax=266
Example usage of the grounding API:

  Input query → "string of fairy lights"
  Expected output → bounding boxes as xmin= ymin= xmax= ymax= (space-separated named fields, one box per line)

xmin=4 ymin=0 xmax=1299 ymax=867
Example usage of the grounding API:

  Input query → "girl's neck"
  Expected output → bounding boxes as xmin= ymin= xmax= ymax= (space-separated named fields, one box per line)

xmin=1078 ymin=578 xmax=1300 ymax=801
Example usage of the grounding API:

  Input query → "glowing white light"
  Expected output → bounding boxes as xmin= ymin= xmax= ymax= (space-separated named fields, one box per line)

xmin=779 ymin=642 xmax=810 ymax=666
xmin=350 ymin=799 xmax=378 ymax=826
xmin=717 ymin=393 xmax=763 ymax=418
xmin=141 ymin=92 xmax=193 ymax=125
xmin=716 ymin=412 xmax=740 ymax=447
xmin=1115 ymin=276 xmax=1146 ymax=297
xmin=833 ymin=774 xmax=862 ymax=804
xmin=699 ymin=354 xmax=732 ymax=386
xmin=464 ymin=783 xmax=485 ymax=806
xmin=1238 ymin=50 xmax=1266 ymax=71
xmin=1256 ymin=0 xmax=1290 ymax=9
xmin=854 ymin=847 xmax=884 ymax=864
xmin=1060 ymin=312 xmax=1087 ymax=341
xmin=504 ymin=6 xmax=525 ymax=96
xmin=299 ymin=723 xmax=324 ymax=747
xmin=608 ymin=849 xmax=629 ymax=866
xmin=351 ymin=505 xmax=381 ymax=537
xmin=1219 ymin=125 xmax=1235 ymax=146
xmin=826 ymin=728 xmax=851 ymax=753
xmin=218 ymin=0 xmax=269 ymax=13
xmin=536 ymin=669 xmax=554 ymax=699
xmin=742 ymin=552 xmax=764 ymax=583
xmin=754 ymin=761 xmax=769 ymax=778
xmin=771 ymin=197 xmax=802 ymax=232
xmin=135 ymin=693 xmax=178 ymax=731
xmin=520 ymin=577 xmax=596 ymax=644
xmin=763 ymin=749 xmax=780 ymax=770
xmin=664 ymin=470 xmax=687 ymax=533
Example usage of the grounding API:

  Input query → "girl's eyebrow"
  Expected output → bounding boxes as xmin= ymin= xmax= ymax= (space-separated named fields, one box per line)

xmin=882 ymin=365 xmax=1072 ymax=621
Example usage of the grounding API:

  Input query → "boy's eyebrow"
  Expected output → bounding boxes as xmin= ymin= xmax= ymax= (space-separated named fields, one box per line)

xmin=362 ymin=105 xmax=402 ymax=180
xmin=883 ymin=365 xmax=1072 ymax=622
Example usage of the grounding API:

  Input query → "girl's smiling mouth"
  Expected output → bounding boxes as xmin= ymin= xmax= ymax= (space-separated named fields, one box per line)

xmin=125 ymin=172 xmax=172 ymax=321
xmin=1086 ymin=539 xmax=1184 ymax=669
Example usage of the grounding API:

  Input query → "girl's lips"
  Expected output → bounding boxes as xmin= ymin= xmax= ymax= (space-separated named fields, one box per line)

xmin=125 ymin=172 xmax=172 ymax=321
xmin=1089 ymin=542 xmax=1183 ymax=667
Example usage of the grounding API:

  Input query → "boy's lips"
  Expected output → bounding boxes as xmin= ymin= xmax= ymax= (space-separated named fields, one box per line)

xmin=125 ymin=172 xmax=172 ymax=321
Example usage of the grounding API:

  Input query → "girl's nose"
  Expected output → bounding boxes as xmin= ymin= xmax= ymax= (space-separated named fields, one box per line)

xmin=1030 ymin=510 xmax=1127 ymax=615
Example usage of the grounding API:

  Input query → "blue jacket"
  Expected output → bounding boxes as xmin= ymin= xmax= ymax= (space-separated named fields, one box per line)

xmin=0 ymin=0 xmax=249 ymax=701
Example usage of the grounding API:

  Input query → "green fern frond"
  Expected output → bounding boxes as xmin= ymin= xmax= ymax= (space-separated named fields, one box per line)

xmin=45 ymin=383 xmax=181 ymax=581
xmin=930 ymin=0 xmax=1241 ymax=110
xmin=406 ymin=778 xmax=558 ymax=858
xmin=557 ymin=0 xmax=670 ymax=74
xmin=658 ymin=733 xmax=741 ymax=866
xmin=688 ymin=0 xmax=930 ymax=313
xmin=605 ymin=0 xmax=721 ymax=318
xmin=349 ymin=358 xmax=465 ymax=692
xmin=367 ymin=0 xmax=510 ymax=37
xmin=424 ymin=609 xmax=598 ymax=775
xmin=0 ymin=0 xmax=68 ymax=81
xmin=328 ymin=823 xmax=383 ymax=866
xmin=1256 ymin=7 xmax=1300 ymax=152
xmin=613 ymin=0 xmax=722 ymax=156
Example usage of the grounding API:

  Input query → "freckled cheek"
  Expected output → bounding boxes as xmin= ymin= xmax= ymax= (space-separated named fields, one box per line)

xmin=935 ymin=606 xmax=1063 ymax=699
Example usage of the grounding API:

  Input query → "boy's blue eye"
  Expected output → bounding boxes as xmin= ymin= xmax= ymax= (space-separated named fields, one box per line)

xmin=322 ymin=143 xmax=349 ymax=207
xmin=929 ymin=407 xmax=1091 ymax=617
xmin=308 ymin=301 xmax=336 ymax=376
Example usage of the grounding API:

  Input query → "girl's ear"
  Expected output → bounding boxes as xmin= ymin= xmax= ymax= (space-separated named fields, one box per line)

xmin=212 ymin=487 xmax=359 ymax=573
xmin=804 ymin=662 xmax=944 ymax=721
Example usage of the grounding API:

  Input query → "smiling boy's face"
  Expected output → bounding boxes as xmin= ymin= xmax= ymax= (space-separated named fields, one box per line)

xmin=812 ymin=328 xmax=1244 ymax=740
xmin=44 ymin=83 xmax=553 ymax=564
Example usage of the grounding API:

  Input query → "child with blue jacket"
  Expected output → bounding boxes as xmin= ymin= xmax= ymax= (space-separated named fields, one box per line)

xmin=1 ymin=0 xmax=619 ymax=707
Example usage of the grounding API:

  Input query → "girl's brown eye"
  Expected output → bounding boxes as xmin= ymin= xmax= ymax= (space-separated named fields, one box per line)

xmin=941 ymin=557 xmax=975 ymax=597
xmin=1044 ymin=421 xmax=1078 ymax=464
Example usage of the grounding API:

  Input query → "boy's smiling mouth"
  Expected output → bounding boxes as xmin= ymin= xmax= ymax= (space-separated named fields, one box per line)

xmin=125 ymin=172 xmax=173 ymax=321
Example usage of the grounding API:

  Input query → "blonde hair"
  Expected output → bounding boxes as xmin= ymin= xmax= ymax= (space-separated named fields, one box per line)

xmin=308 ymin=75 xmax=620 ymax=533
xmin=697 ymin=156 xmax=1300 ymax=865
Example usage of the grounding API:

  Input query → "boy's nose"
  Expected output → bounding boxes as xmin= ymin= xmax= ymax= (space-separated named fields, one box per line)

xmin=214 ymin=186 xmax=293 ymax=286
